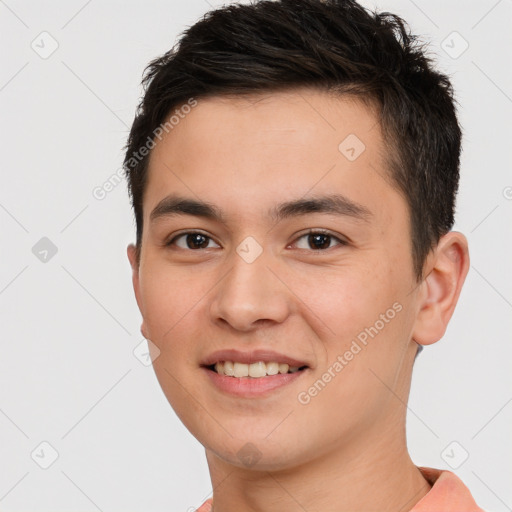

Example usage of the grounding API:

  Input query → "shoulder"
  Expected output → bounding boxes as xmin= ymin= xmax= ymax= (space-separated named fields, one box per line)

xmin=411 ymin=466 xmax=485 ymax=512
xmin=194 ymin=497 xmax=213 ymax=512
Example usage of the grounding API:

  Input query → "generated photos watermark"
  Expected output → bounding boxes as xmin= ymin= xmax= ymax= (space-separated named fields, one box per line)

xmin=297 ymin=301 xmax=403 ymax=405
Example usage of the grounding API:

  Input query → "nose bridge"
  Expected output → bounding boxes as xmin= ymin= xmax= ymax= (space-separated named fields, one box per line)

xmin=209 ymin=241 xmax=289 ymax=331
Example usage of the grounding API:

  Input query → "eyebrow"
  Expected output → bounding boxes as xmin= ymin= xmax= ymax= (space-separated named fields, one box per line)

xmin=149 ymin=193 xmax=373 ymax=225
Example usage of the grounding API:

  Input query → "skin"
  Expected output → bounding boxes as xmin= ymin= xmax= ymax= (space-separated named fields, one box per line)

xmin=127 ymin=87 xmax=470 ymax=512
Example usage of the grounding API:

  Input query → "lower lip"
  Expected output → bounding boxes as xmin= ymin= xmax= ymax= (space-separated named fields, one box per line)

xmin=202 ymin=367 xmax=307 ymax=397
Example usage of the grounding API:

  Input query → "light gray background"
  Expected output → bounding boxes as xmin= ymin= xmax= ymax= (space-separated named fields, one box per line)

xmin=0 ymin=1 xmax=511 ymax=510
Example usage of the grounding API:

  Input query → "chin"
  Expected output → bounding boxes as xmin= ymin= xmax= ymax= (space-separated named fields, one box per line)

xmin=204 ymin=435 xmax=311 ymax=472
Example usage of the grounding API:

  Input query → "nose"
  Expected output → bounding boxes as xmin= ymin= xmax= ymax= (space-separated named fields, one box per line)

xmin=209 ymin=246 xmax=291 ymax=333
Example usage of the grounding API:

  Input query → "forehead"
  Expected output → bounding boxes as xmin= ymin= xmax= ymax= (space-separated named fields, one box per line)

xmin=143 ymin=88 xmax=401 ymax=227
xmin=159 ymin=88 xmax=383 ymax=153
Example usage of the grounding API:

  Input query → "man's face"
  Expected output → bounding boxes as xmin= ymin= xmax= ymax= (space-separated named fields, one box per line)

xmin=128 ymin=88 xmax=424 ymax=470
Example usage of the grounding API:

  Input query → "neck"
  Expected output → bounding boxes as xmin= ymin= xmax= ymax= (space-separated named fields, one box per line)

xmin=204 ymin=342 xmax=430 ymax=511
xmin=204 ymin=422 xmax=431 ymax=512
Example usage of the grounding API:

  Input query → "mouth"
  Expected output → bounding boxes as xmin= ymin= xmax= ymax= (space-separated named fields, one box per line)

xmin=204 ymin=361 xmax=309 ymax=378
xmin=201 ymin=359 xmax=310 ymax=397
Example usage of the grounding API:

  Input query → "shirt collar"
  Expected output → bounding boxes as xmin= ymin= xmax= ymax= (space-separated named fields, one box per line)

xmin=196 ymin=466 xmax=484 ymax=512
xmin=410 ymin=466 xmax=484 ymax=512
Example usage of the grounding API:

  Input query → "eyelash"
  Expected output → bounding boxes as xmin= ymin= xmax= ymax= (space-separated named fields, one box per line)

xmin=164 ymin=229 xmax=348 ymax=252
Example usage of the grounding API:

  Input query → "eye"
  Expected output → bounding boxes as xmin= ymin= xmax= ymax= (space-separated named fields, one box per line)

xmin=292 ymin=229 xmax=348 ymax=251
xmin=166 ymin=231 xmax=220 ymax=250
xmin=164 ymin=229 xmax=347 ymax=252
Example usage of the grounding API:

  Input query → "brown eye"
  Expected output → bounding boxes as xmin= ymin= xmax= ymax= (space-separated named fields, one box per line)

xmin=293 ymin=230 xmax=347 ymax=251
xmin=184 ymin=233 xmax=209 ymax=249
xmin=167 ymin=232 xmax=220 ymax=250
xmin=309 ymin=233 xmax=331 ymax=250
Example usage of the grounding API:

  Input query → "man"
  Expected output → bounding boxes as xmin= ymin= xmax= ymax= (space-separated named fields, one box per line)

xmin=124 ymin=0 xmax=484 ymax=509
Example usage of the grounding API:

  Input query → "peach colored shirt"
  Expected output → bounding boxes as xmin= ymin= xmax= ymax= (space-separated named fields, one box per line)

xmin=411 ymin=467 xmax=485 ymax=511
xmin=194 ymin=466 xmax=484 ymax=512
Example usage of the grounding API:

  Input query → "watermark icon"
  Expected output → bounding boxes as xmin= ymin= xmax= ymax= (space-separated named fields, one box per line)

xmin=338 ymin=133 xmax=365 ymax=161
xmin=441 ymin=440 xmax=469 ymax=469
xmin=133 ymin=338 xmax=161 ymax=366
xmin=31 ymin=441 xmax=59 ymax=469
xmin=297 ymin=301 xmax=403 ymax=405
xmin=124 ymin=97 xmax=198 ymax=170
xmin=237 ymin=442 xmax=262 ymax=467
xmin=503 ymin=186 xmax=512 ymax=200
xmin=236 ymin=236 xmax=263 ymax=263
xmin=32 ymin=237 xmax=58 ymax=263
xmin=31 ymin=31 xmax=59 ymax=60
xmin=441 ymin=31 xmax=469 ymax=60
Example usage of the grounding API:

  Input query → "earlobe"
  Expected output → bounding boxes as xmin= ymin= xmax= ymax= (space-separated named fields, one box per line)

xmin=127 ymin=243 xmax=139 ymax=272
xmin=411 ymin=231 xmax=470 ymax=346
xmin=127 ymin=243 xmax=145 ymax=325
xmin=127 ymin=243 xmax=150 ymax=338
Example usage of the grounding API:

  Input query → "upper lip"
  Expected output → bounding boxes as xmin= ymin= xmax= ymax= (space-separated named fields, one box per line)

xmin=201 ymin=349 xmax=310 ymax=368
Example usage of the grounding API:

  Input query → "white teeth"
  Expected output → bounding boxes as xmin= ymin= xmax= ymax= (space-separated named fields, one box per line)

xmin=223 ymin=361 xmax=234 ymax=376
xmin=233 ymin=362 xmax=249 ymax=377
xmin=212 ymin=361 xmax=305 ymax=378
xmin=266 ymin=362 xmax=279 ymax=375
xmin=249 ymin=361 xmax=266 ymax=378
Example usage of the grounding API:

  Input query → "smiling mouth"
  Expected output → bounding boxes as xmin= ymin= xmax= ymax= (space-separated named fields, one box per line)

xmin=206 ymin=361 xmax=309 ymax=378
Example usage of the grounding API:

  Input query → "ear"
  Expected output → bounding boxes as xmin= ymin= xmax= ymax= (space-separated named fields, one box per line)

xmin=411 ymin=231 xmax=470 ymax=346
xmin=127 ymin=243 xmax=149 ymax=339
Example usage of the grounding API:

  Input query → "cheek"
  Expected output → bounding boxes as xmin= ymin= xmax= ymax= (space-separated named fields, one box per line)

xmin=140 ymin=268 xmax=209 ymax=427
xmin=298 ymin=307 xmax=412 ymax=437
xmin=299 ymin=264 xmax=410 ymax=384
xmin=138 ymin=263 xmax=215 ymax=384
xmin=296 ymin=263 xmax=399 ymax=344
xmin=139 ymin=263 xmax=202 ymax=340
